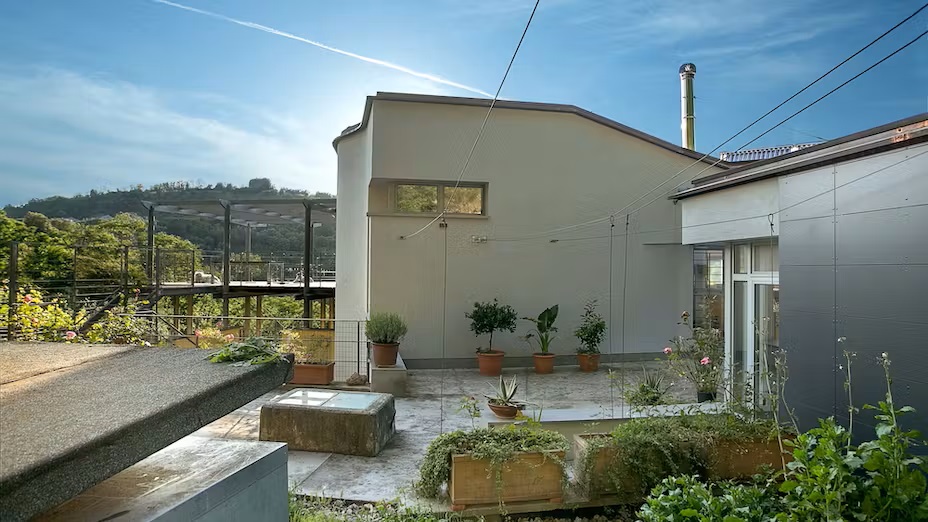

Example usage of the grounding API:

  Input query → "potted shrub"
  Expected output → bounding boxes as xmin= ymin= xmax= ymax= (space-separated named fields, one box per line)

xmin=664 ymin=311 xmax=723 ymax=402
xmin=575 ymin=300 xmax=606 ymax=372
xmin=484 ymin=374 xmax=525 ymax=419
xmin=282 ymin=329 xmax=335 ymax=385
xmin=522 ymin=305 xmax=558 ymax=374
xmin=466 ymin=299 xmax=518 ymax=376
xmin=366 ymin=312 xmax=407 ymax=368
xmin=415 ymin=425 xmax=568 ymax=511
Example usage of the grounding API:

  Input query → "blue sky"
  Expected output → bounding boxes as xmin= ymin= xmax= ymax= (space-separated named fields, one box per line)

xmin=0 ymin=0 xmax=924 ymax=206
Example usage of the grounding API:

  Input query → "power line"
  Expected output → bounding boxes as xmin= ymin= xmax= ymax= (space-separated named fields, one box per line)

xmin=488 ymin=3 xmax=928 ymax=242
xmin=618 ymin=26 xmax=928 ymax=221
xmin=400 ymin=0 xmax=541 ymax=240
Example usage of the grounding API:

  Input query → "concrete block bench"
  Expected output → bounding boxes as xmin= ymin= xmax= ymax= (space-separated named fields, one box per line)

xmin=259 ymin=389 xmax=395 ymax=457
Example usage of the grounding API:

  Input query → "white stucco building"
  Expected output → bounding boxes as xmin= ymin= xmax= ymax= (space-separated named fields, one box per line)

xmin=334 ymin=92 xmax=728 ymax=368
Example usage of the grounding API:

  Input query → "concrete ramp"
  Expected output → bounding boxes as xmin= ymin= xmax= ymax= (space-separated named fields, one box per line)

xmin=0 ymin=344 xmax=293 ymax=521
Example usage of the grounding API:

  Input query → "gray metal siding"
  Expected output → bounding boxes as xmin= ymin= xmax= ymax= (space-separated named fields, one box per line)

xmin=778 ymin=145 xmax=928 ymax=442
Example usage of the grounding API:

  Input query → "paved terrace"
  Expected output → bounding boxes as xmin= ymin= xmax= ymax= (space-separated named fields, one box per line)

xmin=0 ymin=343 xmax=293 ymax=521
xmin=194 ymin=362 xmax=697 ymax=504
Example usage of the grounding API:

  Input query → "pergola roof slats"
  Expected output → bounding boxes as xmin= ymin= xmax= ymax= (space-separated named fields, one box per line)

xmin=141 ymin=198 xmax=336 ymax=227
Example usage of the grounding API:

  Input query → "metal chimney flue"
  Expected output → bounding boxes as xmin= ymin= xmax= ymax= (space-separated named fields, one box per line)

xmin=680 ymin=63 xmax=696 ymax=150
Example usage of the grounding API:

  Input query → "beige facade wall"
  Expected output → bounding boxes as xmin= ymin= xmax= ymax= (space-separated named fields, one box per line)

xmin=338 ymin=99 xmax=725 ymax=365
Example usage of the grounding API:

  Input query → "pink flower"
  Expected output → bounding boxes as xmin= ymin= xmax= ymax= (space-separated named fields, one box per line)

xmin=195 ymin=329 xmax=203 ymax=337
xmin=663 ymin=347 xmax=672 ymax=355
xmin=65 ymin=331 xmax=77 ymax=340
xmin=23 ymin=294 xmax=33 ymax=303
xmin=700 ymin=356 xmax=710 ymax=365
xmin=224 ymin=334 xmax=235 ymax=341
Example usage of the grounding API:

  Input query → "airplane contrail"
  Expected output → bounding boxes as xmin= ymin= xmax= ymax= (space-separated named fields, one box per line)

xmin=152 ymin=0 xmax=492 ymax=97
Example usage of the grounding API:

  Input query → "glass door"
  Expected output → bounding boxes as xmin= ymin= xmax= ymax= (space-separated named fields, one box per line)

xmin=726 ymin=241 xmax=779 ymax=407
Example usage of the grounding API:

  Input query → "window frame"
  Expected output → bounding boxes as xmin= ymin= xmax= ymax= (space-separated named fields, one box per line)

xmin=390 ymin=181 xmax=487 ymax=216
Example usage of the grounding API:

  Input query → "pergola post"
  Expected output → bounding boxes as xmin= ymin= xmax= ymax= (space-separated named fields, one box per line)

xmin=146 ymin=205 xmax=155 ymax=282
xmin=222 ymin=201 xmax=231 ymax=327
xmin=303 ymin=201 xmax=313 ymax=324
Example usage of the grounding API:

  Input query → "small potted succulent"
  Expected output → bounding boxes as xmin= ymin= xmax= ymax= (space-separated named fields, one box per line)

xmin=522 ymin=305 xmax=558 ymax=374
xmin=366 ymin=312 xmax=408 ymax=368
xmin=575 ymin=300 xmax=606 ymax=372
xmin=484 ymin=374 xmax=525 ymax=419
xmin=466 ymin=299 xmax=518 ymax=376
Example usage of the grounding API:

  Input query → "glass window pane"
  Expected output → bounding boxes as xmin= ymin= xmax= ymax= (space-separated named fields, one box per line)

xmin=693 ymin=248 xmax=724 ymax=330
xmin=732 ymin=281 xmax=748 ymax=401
xmin=754 ymin=284 xmax=779 ymax=407
xmin=443 ymin=186 xmax=483 ymax=214
xmin=733 ymin=244 xmax=750 ymax=274
xmin=395 ymin=185 xmax=438 ymax=213
xmin=753 ymin=242 xmax=779 ymax=272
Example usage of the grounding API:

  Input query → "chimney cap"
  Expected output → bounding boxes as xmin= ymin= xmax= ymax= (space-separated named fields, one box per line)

xmin=679 ymin=63 xmax=696 ymax=75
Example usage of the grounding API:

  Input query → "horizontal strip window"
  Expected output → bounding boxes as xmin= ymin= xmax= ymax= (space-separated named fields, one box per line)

xmin=392 ymin=182 xmax=486 ymax=215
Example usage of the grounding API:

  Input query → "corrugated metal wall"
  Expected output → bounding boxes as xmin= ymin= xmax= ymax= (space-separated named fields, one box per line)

xmin=778 ymin=143 xmax=928 ymax=442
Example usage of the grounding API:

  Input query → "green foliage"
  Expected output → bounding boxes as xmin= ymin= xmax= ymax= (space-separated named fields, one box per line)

xmin=365 ymin=312 xmax=407 ymax=344
xmin=3 ymin=181 xmax=335 ymax=259
xmin=637 ymin=355 xmax=928 ymax=522
xmin=626 ymin=367 xmax=672 ymax=407
xmin=0 ymin=286 xmax=82 ymax=341
xmin=465 ymin=299 xmax=518 ymax=352
xmin=638 ymin=475 xmax=783 ymax=522
xmin=84 ymin=300 xmax=151 ymax=345
xmin=288 ymin=494 xmax=471 ymax=521
xmin=577 ymin=414 xmax=781 ymax=497
xmin=575 ymin=299 xmax=606 ymax=354
xmin=207 ymin=337 xmax=284 ymax=365
xmin=521 ymin=304 xmax=558 ymax=354
xmin=666 ymin=311 xmax=724 ymax=394
xmin=414 ymin=425 xmax=568 ymax=499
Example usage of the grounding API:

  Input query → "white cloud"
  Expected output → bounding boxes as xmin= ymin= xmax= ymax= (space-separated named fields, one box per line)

xmin=0 ymin=67 xmax=340 ymax=204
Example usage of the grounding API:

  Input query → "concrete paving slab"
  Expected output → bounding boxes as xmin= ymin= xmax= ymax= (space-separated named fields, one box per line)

xmin=287 ymin=451 xmax=332 ymax=488
xmin=0 ymin=345 xmax=293 ymax=521
xmin=189 ymin=363 xmax=699 ymax=505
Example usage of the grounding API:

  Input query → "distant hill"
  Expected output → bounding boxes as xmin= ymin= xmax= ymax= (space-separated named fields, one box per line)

xmin=3 ymin=178 xmax=335 ymax=257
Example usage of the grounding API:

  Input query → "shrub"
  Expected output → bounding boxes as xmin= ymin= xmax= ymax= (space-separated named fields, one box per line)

xmin=575 ymin=299 xmax=606 ymax=354
xmin=466 ymin=299 xmax=518 ymax=353
xmin=0 ymin=286 xmax=82 ymax=341
xmin=414 ymin=425 xmax=568 ymax=499
xmin=625 ymin=367 xmax=672 ymax=407
xmin=207 ymin=337 xmax=283 ymax=365
xmin=365 ymin=312 xmax=407 ymax=344
xmin=638 ymin=475 xmax=783 ymax=522
xmin=665 ymin=311 xmax=724 ymax=394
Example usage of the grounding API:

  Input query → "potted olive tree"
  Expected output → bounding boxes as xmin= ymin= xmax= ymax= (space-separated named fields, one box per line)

xmin=522 ymin=305 xmax=558 ymax=374
xmin=366 ymin=312 xmax=407 ymax=368
xmin=575 ymin=300 xmax=606 ymax=372
xmin=466 ymin=299 xmax=518 ymax=376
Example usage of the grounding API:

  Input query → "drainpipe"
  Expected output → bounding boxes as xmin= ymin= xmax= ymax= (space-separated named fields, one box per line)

xmin=680 ymin=63 xmax=696 ymax=150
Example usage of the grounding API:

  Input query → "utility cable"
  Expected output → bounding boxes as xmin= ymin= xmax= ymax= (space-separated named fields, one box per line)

xmin=400 ymin=0 xmax=541 ymax=240
xmin=488 ymin=4 xmax=928 ymax=242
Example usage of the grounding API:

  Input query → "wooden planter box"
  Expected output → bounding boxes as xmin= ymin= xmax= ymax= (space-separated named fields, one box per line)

xmin=574 ymin=434 xmax=790 ymax=499
xmin=449 ymin=451 xmax=565 ymax=511
xmin=707 ymin=438 xmax=790 ymax=479
xmin=290 ymin=362 xmax=335 ymax=385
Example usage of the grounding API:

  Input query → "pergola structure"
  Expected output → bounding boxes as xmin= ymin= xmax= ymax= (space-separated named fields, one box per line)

xmin=140 ymin=198 xmax=336 ymax=320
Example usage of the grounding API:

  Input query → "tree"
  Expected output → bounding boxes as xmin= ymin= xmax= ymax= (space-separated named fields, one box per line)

xmin=248 ymin=178 xmax=274 ymax=191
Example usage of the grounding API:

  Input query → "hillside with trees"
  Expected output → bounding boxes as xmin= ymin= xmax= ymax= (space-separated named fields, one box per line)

xmin=2 ymin=178 xmax=334 ymax=257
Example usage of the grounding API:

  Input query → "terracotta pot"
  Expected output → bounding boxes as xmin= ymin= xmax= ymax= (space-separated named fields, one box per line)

xmin=488 ymin=402 xmax=520 ymax=419
xmin=476 ymin=350 xmax=505 ymax=376
xmin=533 ymin=353 xmax=556 ymax=374
xmin=577 ymin=353 xmax=600 ymax=372
xmin=290 ymin=362 xmax=335 ymax=385
xmin=371 ymin=342 xmax=399 ymax=367
xmin=697 ymin=391 xmax=718 ymax=403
